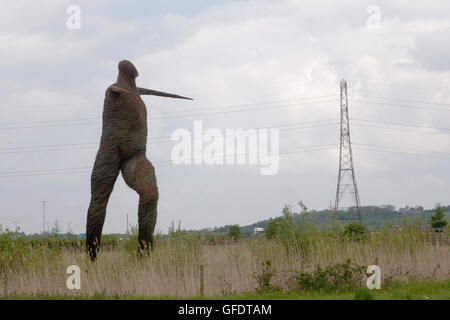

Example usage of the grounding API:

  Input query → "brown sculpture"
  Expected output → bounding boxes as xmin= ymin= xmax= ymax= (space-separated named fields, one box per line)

xmin=86 ymin=60 xmax=192 ymax=261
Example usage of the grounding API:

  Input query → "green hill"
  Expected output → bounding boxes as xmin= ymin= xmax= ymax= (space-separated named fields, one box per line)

xmin=191 ymin=205 xmax=450 ymax=236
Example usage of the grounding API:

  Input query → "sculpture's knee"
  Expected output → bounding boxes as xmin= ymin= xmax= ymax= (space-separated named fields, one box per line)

xmin=134 ymin=163 xmax=158 ymax=205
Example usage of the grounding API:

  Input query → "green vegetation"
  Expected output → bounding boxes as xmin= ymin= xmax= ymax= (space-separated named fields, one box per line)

xmin=212 ymin=279 xmax=450 ymax=300
xmin=295 ymin=260 xmax=367 ymax=292
xmin=253 ymin=260 xmax=278 ymax=293
xmin=227 ymin=225 xmax=241 ymax=241
xmin=199 ymin=204 xmax=450 ymax=236
xmin=265 ymin=206 xmax=295 ymax=240
xmin=0 ymin=202 xmax=448 ymax=299
xmin=3 ymin=280 xmax=449 ymax=300
xmin=430 ymin=207 xmax=448 ymax=229
xmin=0 ymin=221 xmax=448 ymax=299
xmin=353 ymin=287 xmax=375 ymax=300
xmin=342 ymin=223 xmax=368 ymax=240
xmin=191 ymin=278 xmax=450 ymax=300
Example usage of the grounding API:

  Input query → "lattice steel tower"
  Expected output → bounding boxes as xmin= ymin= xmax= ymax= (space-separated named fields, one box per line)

xmin=334 ymin=79 xmax=362 ymax=223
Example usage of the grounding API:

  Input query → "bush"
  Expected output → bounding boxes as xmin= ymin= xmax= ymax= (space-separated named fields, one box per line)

xmin=253 ymin=260 xmax=279 ymax=293
xmin=227 ymin=225 xmax=241 ymax=241
xmin=295 ymin=260 xmax=367 ymax=292
xmin=429 ymin=207 xmax=447 ymax=229
xmin=265 ymin=218 xmax=289 ymax=240
xmin=265 ymin=206 xmax=295 ymax=240
xmin=342 ymin=223 xmax=368 ymax=240
xmin=204 ymin=233 xmax=228 ymax=245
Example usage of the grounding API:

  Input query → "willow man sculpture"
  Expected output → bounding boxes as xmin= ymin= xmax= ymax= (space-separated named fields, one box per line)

xmin=86 ymin=60 xmax=192 ymax=261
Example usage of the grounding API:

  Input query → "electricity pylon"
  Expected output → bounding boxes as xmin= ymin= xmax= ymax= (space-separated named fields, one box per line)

xmin=334 ymin=80 xmax=362 ymax=223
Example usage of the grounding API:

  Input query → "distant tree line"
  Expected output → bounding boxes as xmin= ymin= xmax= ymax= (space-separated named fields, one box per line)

xmin=193 ymin=203 xmax=449 ymax=237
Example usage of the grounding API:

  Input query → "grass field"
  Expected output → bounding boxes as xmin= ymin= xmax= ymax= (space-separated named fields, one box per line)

xmin=0 ymin=224 xmax=449 ymax=299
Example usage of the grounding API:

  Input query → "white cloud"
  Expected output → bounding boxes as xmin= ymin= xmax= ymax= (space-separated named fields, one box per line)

xmin=413 ymin=28 xmax=450 ymax=70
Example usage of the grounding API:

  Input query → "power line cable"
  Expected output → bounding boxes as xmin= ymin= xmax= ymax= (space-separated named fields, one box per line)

xmin=4 ymin=117 xmax=450 ymax=152
xmin=351 ymin=123 xmax=450 ymax=136
xmin=5 ymin=93 xmax=449 ymax=129
xmin=0 ymin=144 xmax=338 ymax=177
xmin=0 ymin=99 xmax=338 ymax=129
xmin=0 ymin=94 xmax=336 ymax=112
xmin=5 ymin=116 xmax=450 ymax=154
xmin=349 ymin=99 xmax=450 ymax=112
xmin=353 ymin=142 xmax=450 ymax=156
xmin=0 ymin=121 xmax=100 ymax=130
xmin=0 ymin=120 xmax=339 ymax=154
xmin=0 ymin=142 xmax=99 ymax=150
xmin=150 ymin=99 xmax=337 ymax=119
xmin=354 ymin=146 xmax=450 ymax=159
xmin=351 ymin=118 xmax=450 ymax=132
xmin=150 ymin=94 xmax=337 ymax=114
xmin=3 ymin=140 xmax=450 ymax=177
xmin=352 ymin=94 xmax=450 ymax=107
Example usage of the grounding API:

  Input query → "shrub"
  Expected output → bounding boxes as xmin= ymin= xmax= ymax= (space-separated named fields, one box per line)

xmin=295 ymin=260 xmax=367 ymax=292
xmin=265 ymin=206 xmax=295 ymax=240
xmin=429 ymin=207 xmax=447 ymax=229
xmin=254 ymin=260 xmax=279 ymax=293
xmin=204 ymin=233 xmax=228 ymax=245
xmin=227 ymin=225 xmax=241 ymax=241
xmin=342 ymin=223 xmax=368 ymax=240
xmin=265 ymin=217 xmax=289 ymax=240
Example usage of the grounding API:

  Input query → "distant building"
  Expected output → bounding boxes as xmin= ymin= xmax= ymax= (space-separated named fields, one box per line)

xmin=253 ymin=227 xmax=264 ymax=235
xmin=399 ymin=206 xmax=410 ymax=214
xmin=413 ymin=205 xmax=424 ymax=214
xmin=399 ymin=205 xmax=423 ymax=214
xmin=377 ymin=205 xmax=395 ymax=211
xmin=79 ymin=233 xmax=86 ymax=239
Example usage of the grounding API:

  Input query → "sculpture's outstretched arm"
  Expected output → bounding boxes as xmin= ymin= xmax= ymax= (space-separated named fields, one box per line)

xmin=138 ymin=87 xmax=193 ymax=100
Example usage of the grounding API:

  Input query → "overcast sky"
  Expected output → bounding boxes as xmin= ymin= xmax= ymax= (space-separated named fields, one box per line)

xmin=1 ymin=0 xmax=449 ymax=235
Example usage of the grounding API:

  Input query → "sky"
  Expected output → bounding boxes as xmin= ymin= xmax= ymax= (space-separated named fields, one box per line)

xmin=0 ymin=0 xmax=449 ymax=235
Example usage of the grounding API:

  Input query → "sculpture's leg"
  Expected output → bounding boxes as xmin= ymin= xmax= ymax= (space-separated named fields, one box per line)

xmin=86 ymin=147 xmax=121 ymax=261
xmin=121 ymin=153 xmax=159 ymax=253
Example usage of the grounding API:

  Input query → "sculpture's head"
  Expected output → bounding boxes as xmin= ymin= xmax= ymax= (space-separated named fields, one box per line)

xmin=116 ymin=59 xmax=193 ymax=100
xmin=118 ymin=60 xmax=139 ymax=79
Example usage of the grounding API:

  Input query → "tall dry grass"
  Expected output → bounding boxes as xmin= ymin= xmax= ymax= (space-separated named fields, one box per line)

xmin=0 ymin=228 xmax=449 ymax=298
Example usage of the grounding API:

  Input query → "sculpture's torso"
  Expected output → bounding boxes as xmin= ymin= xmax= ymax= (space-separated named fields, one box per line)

xmin=100 ymin=84 xmax=148 ymax=160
